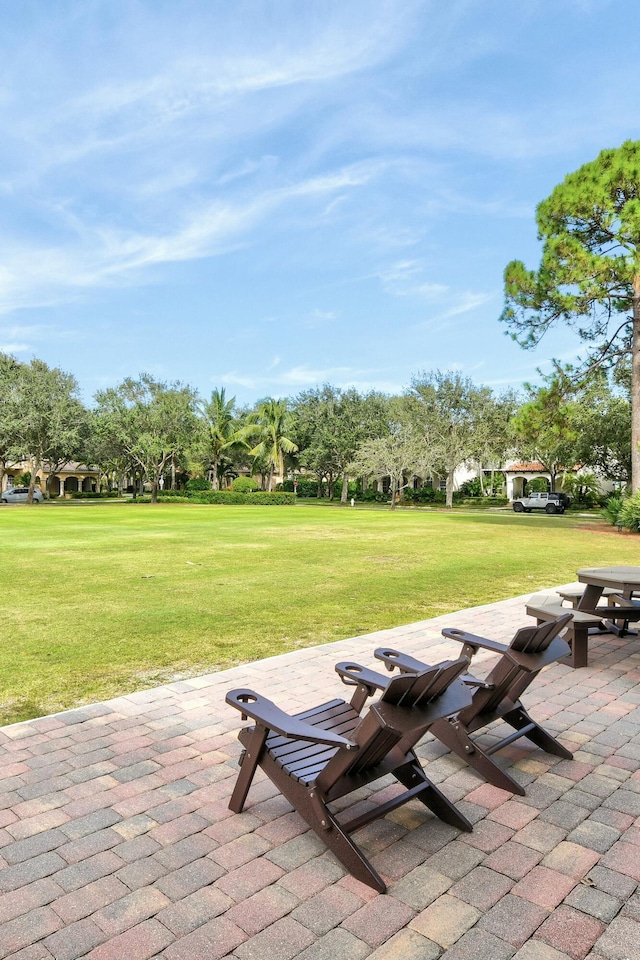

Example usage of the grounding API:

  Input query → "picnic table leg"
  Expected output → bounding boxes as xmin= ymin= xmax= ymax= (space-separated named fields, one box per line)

xmin=567 ymin=623 xmax=588 ymax=668
xmin=577 ymin=584 xmax=603 ymax=611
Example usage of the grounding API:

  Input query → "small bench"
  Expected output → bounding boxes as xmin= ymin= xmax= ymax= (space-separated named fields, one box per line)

xmin=525 ymin=593 xmax=605 ymax=668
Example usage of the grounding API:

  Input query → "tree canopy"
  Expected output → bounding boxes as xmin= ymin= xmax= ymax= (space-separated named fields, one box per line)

xmin=404 ymin=371 xmax=498 ymax=508
xmin=9 ymin=359 xmax=86 ymax=503
xmin=512 ymin=380 xmax=578 ymax=492
xmin=501 ymin=139 xmax=640 ymax=491
xmin=294 ymin=385 xmax=389 ymax=502
xmin=199 ymin=388 xmax=248 ymax=490
xmin=246 ymin=398 xmax=298 ymax=492
xmin=94 ymin=374 xmax=199 ymax=502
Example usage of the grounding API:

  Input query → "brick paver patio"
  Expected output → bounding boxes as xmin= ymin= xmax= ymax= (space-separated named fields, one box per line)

xmin=1 ymin=589 xmax=639 ymax=959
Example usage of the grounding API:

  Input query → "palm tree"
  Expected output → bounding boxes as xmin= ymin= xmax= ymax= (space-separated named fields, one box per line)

xmin=247 ymin=398 xmax=298 ymax=492
xmin=200 ymin=388 xmax=247 ymax=489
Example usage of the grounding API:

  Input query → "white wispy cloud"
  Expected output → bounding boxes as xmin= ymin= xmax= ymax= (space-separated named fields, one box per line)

xmin=0 ymin=161 xmax=383 ymax=315
xmin=377 ymin=259 xmax=492 ymax=326
xmin=378 ymin=260 xmax=447 ymax=300
xmin=219 ymin=363 xmax=400 ymax=394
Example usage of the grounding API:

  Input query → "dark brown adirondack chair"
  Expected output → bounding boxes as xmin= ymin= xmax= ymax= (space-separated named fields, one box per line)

xmin=343 ymin=614 xmax=574 ymax=797
xmin=226 ymin=657 xmax=473 ymax=893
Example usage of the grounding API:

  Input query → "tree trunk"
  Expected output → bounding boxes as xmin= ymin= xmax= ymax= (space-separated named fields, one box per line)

xmin=171 ymin=458 xmax=176 ymax=491
xmin=278 ymin=450 xmax=285 ymax=490
xmin=389 ymin=477 xmax=397 ymax=509
xmin=341 ymin=474 xmax=349 ymax=504
xmin=27 ymin=455 xmax=40 ymax=504
xmin=445 ymin=468 xmax=454 ymax=508
xmin=212 ymin=458 xmax=219 ymax=490
xmin=632 ymin=278 xmax=640 ymax=493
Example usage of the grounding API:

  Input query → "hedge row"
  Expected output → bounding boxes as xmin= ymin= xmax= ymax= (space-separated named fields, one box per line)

xmin=189 ymin=491 xmax=296 ymax=505
xmin=154 ymin=490 xmax=296 ymax=505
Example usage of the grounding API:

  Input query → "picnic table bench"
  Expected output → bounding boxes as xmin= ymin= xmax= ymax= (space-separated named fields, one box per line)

xmin=525 ymin=593 xmax=605 ymax=668
xmin=556 ymin=584 xmax=618 ymax=608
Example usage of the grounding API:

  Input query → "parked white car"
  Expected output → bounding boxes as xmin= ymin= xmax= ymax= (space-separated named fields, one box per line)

xmin=513 ymin=493 xmax=569 ymax=513
xmin=1 ymin=486 xmax=44 ymax=503
xmin=512 ymin=492 xmax=568 ymax=514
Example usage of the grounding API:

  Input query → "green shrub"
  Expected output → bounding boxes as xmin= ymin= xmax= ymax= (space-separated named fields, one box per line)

xmin=601 ymin=493 xmax=625 ymax=525
xmin=615 ymin=492 xmax=640 ymax=531
xmin=527 ymin=477 xmax=550 ymax=493
xmin=230 ymin=477 xmax=259 ymax=493
xmin=359 ymin=488 xmax=388 ymax=503
xmin=70 ymin=491 xmax=120 ymax=499
xmin=458 ymin=478 xmax=483 ymax=498
xmin=185 ymin=478 xmax=211 ymax=492
xmin=404 ymin=487 xmax=446 ymax=504
xmin=281 ymin=478 xmax=319 ymax=497
xmin=158 ymin=489 xmax=187 ymax=498
xmin=190 ymin=491 xmax=296 ymax=505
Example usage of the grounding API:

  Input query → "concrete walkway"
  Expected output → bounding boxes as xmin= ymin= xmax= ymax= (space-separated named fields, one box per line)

xmin=0 ymin=591 xmax=639 ymax=960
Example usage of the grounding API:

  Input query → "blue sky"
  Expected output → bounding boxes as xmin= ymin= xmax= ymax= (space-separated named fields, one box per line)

xmin=0 ymin=0 xmax=638 ymax=406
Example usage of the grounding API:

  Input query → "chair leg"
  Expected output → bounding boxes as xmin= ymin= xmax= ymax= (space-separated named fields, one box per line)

xmin=228 ymin=726 xmax=268 ymax=813
xmin=394 ymin=759 xmax=472 ymax=832
xmin=430 ymin=717 xmax=526 ymax=796
xmin=502 ymin=706 xmax=572 ymax=760
xmin=258 ymin=749 xmax=387 ymax=892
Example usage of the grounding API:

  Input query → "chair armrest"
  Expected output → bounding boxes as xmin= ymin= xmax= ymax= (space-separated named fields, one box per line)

xmin=441 ymin=627 xmax=509 ymax=655
xmin=335 ymin=662 xmax=390 ymax=693
xmin=226 ymin=689 xmax=358 ymax=749
xmin=374 ymin=647 xmax=430 ymax=673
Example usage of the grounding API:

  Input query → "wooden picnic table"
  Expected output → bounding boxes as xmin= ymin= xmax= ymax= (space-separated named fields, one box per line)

xmin=577 ymin=566 xmax=640 ymax=635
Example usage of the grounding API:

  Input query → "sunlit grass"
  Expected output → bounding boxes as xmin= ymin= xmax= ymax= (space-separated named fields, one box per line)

xmin=0 ymin=501 xmax=635 ymax=724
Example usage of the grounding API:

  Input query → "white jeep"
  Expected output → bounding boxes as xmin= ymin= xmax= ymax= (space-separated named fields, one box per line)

xmin=512 ymin=492 xmax=568 ymax=514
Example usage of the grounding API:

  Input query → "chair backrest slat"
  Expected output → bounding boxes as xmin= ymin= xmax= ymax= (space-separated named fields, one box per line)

xmin=510 ymin=614 xmax=571 ymax=653
xmin=380 ymin=659 xmax=464 ymax=708
xmin=317 ymin=657 xmax=469 ymax=790
xmin=460 ymin=614 xmax=572 ymax=723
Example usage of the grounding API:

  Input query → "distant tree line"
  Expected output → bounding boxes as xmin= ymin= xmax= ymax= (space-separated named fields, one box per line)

xmin=0 ymin=351 xmax=632 ymax=507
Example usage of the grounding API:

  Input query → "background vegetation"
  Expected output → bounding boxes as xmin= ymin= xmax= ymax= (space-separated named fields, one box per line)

xmin=1 ymin=502 xmax=636 ymax=726
xmin=0 ymin=356 xmax=632 ymax=511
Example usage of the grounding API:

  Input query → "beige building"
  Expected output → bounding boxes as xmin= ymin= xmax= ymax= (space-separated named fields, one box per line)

xmin=1 ymin=461 xmax=100 ymax=497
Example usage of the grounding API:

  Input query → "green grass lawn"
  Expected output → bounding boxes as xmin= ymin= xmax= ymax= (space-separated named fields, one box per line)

xmin=1 ymin=501 xmax=637 ymax=725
